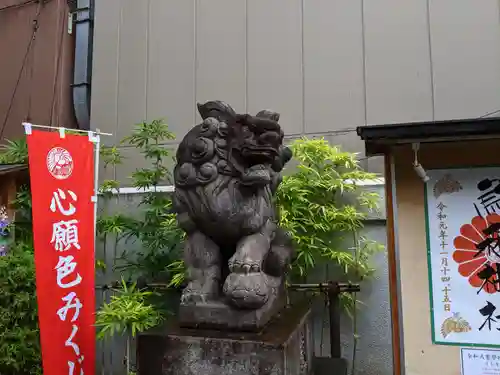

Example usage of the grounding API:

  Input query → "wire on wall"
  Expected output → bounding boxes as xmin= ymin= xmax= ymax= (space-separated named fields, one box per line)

xmin=0 ymin=0 xmax=46 ymax=140
xmin=479 ymin=108 xmax=500 ymax=119
xmin=0 ymin=0 xmax=40 ymax=12
xmin=49 ymin=0 xmax=66 ymax=126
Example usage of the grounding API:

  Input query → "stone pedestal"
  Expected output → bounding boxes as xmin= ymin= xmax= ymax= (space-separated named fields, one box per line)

xmin=137 ymin=302 xmax=313 ymax=375
xmin=178 ymin=282 xmax=286 ymax=331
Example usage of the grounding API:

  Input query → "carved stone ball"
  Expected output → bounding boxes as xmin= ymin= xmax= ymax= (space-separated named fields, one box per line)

xmin=197 ymin=162 xmax=217 ymax=183
xmin=223 ymin=272 xmax=271 ymax=309
xmin=177 ymin=163 xmax=196 ymax=186
xmin=190 ymin=137 xmax=214 ymax=164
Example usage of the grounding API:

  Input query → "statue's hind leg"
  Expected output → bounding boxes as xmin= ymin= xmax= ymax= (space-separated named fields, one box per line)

xmin=181 ymin=231 xmax=221 ymax=304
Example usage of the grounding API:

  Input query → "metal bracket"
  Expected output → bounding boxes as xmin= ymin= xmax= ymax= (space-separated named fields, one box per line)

xmin=68 ymin=12 xmax=74 ymax=34
xmin=289 ymin=281 xmax=360 ymax=359
xmin=22 ymin=122 xmax=32 ymax=135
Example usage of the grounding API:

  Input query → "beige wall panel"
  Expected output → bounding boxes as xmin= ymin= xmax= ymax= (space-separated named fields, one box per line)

xmin=363 ymin=0 xmax=433 ymax=124
xmin=116 ymin=0 xmax=149 ymax=141
xmin=247 ymin=0 xmax=303 ymax=135
xmin=195 ymin=0 xmax=246 ymax=119
xmin=429 ymin=0 xmax=500 ymax=120
xmin=147 ymin=0 xmax=195 ymax=140
xmin=303 ymin=0 xmax=365 ymax=134
xmin=90 ymin=0 xmax=121 ymax=145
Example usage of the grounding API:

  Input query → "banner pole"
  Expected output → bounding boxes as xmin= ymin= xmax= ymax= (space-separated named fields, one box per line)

xmin=92 ymin=130 xmax=101 ymax=243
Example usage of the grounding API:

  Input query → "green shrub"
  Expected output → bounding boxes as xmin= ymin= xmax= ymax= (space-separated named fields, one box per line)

xmin=0 ymin=243 xmax=41 ymax=375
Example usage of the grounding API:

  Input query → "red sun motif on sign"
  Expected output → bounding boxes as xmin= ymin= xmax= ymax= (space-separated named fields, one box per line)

xmin=453 ymin=214 xmax=500 ymax=294
xmin=46 ymin=147 xmax=74 ymax=180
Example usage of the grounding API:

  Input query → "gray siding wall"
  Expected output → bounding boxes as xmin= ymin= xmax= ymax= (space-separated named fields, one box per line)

xmin=91 ymin=1 xmax=500 ymax=374
xmin=91 ymin=0 xmax=500 ymax=178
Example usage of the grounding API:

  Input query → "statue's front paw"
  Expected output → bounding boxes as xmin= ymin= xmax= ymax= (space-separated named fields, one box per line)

xmin=223 ymin=273 xmax=270 ymax=309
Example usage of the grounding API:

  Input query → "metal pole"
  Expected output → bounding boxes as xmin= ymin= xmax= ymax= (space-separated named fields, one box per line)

xmin=328 ymin=284 xmax=342 ymax=359
xmin=21 ymin=122 xmax=113 ymax=136
xmin=91 ymin=130 xmax=101 ymax=243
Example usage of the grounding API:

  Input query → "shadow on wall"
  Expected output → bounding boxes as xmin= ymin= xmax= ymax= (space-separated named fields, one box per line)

xmin=309 ymin=224 xmax=392 ymax=375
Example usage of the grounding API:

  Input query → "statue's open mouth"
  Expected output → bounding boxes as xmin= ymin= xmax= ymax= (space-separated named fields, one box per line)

xmin=241 ymin=144 xmax=279 ymax=161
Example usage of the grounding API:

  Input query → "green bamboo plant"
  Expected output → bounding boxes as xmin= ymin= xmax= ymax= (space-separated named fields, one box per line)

xmin=276 ymin=138 xmax=384 ymax=375
xmin=95 ymin=279 xmax=162 ymax=375
xmin=94 ymin=119 xmax=183 ymax=374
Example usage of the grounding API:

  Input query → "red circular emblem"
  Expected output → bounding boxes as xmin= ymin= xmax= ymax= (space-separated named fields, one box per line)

xmin=46 ymin=147 xmax=73 ymax=180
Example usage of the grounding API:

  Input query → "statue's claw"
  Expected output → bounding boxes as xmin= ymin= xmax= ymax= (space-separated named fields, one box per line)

xmin=180 ymin=280 xmax=218 ymax=305
xmin=228 ymin=256 xmax=262 ymax=274
xmin=181 ymin=291 xmax=211 ymax=305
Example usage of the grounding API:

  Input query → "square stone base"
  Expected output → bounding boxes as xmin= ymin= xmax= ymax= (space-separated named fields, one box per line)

xmin=178 ymin=290 xmax=286 ymax=331
xmin=178 ymin=276 xmax=286 ymax=331
xmin=137 ymin=302 xmax=313 ymax=375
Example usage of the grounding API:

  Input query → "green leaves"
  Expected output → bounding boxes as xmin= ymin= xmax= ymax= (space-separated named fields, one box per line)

xmin=122 ymin=119 xmax=175 ymax=150
xmin=101 ymin=146 xmax=124 ymax=168
xmin=277 ymin=137 xmax=384 ymax=310
xmin=166 ymin=260 xmax=186 ymax=288
xmin=0 ymin=244 xmax=42 ymax=375
xmin=131 ymin=167 xmax=169 ymax=190
xmin=96 ymin=214 xmax=131 ymax=238
xmin=0 ymin=138 xmax=28 ymax=164
xmin=95 ymin=279 xmax=163 ymax=340
xmin=98 ymin=119 xmax=182 ymax=284
xmin=99 ymin=179 xmax=120 ymax=198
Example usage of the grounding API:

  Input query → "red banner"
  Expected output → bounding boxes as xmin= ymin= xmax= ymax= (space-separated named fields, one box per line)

xmin=27 ymin=130 xmax=95 ymax=375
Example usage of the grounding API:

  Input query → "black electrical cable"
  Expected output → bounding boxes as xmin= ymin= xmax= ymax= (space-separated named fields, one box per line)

xmin=0 ymin=0 xmax=38 ymax=12
xmin=0 ymin=2 xmax=43 ymax=140
xmin=49 ymin=5 xmax=66 ymax=126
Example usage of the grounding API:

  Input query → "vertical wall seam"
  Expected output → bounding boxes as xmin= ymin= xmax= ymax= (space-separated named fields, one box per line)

xmin=114 ymin=1 xmax=123 ymax=180
xmin=498 ymin=0 xmax=500 ymax=35
xmin=245 ymin=0 xmax=249 ymax=113
xmin=193 ymin=0 xmax=198 ymax=124
xmin=361 ymin=0 xmax=368 ymax=127
xmin=145 ymin=0 xmax=150 ymax=122
xmin=300 ymin=0 xmax=306 ymax=135
xmin=425 ymin=0 xmax=436 ymax=121
xmin=110 ymin=3 xmax=123 ymax=362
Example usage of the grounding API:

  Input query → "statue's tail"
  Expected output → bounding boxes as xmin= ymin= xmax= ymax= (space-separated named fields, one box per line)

xmin=197 ymin=100 xmax=237 ymax=123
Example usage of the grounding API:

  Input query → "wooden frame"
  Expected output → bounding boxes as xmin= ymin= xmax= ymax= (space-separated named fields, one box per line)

xmin=0 ymin=166 xmax=29 ymax=218
xmin=384 ymin=154 xmax=403 ymax=375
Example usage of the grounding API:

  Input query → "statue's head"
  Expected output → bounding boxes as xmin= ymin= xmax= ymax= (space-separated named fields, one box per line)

xmin=174 ymin=101 xmax=292 ymax=189
xmin=234 ymin=112 xmax=284 ymax=167
xmin=197 ymin=101 xmax=290 ymax=172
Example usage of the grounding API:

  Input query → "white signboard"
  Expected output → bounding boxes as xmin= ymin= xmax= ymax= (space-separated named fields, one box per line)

xmin=461 ymin=348 xmax=500 ymax=375
xmin=425 ymin=167 xmax=500 ymax=346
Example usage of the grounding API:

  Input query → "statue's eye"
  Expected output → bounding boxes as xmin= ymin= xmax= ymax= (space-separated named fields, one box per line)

xmin=242 ymin=127 xmax=253 ymax=138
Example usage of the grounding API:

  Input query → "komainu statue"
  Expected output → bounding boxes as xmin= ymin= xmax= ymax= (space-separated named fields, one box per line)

xmin=173 ymin=101 xmax=294 ymax=330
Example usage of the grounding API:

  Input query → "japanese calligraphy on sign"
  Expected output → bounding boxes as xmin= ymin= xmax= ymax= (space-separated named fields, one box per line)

xmin=426 ymin=167 xmax=500 ymax=347
xmin=461 ymin=348 xmax=500 ymax=375
xmin=27 ymin=130 xmax=96 ymax=375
